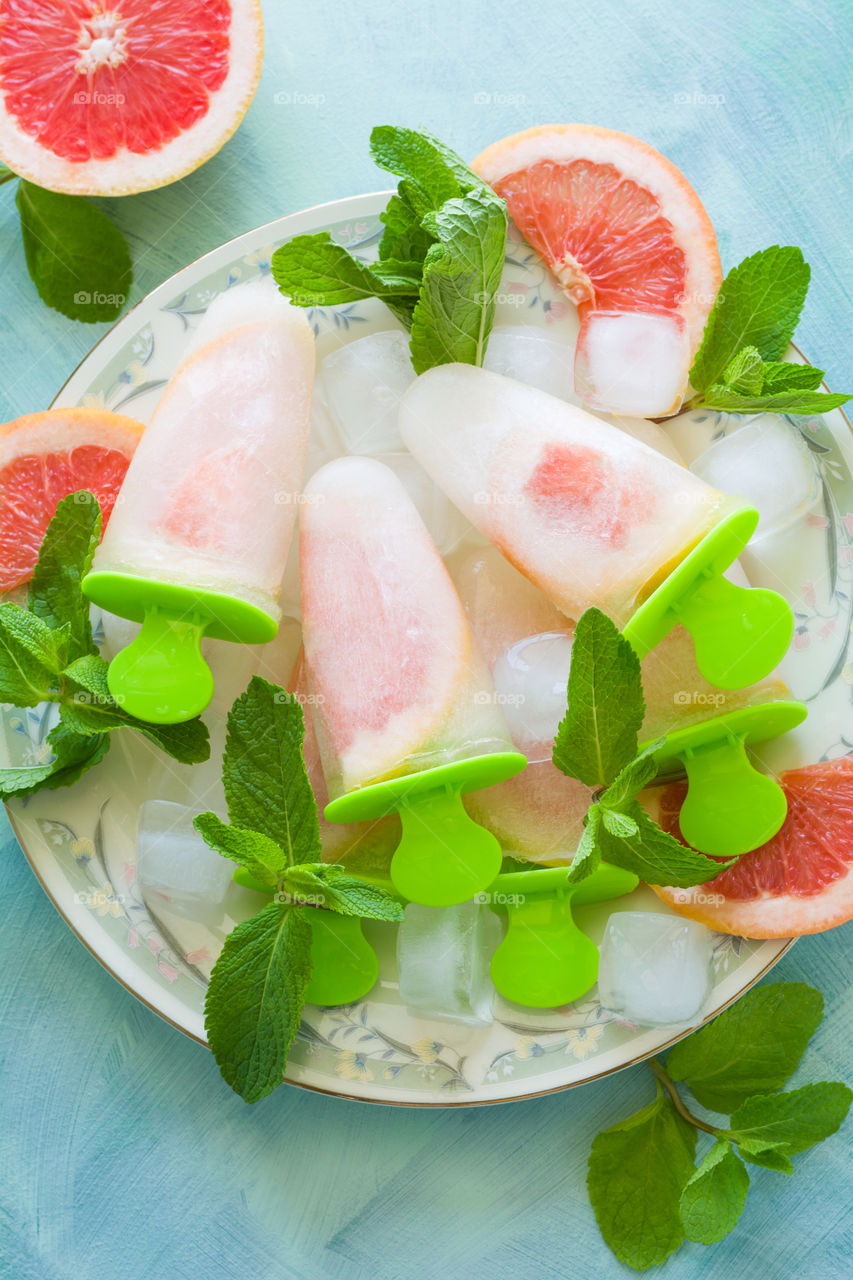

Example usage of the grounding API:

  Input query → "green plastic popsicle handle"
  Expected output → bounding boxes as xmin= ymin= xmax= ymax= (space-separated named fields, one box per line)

xmin=231 ymin=869 xmax=380 ymax=1006
xmin=324 ymin=752 xmax=527 ymax=908
xmin=487 ymin=863 xmax=639 ymax=1008
xmin=648 ymin=700 xmax=808 ymax=857
xmin=106 ymin=606 xmax=214 ymax=724
xmin=82 ymin=569 xmax=279 ymax=724
xmin=305 ymin=912 xmax=379 ymax=1006
xmin=623 ymin=507 xmax=794 ymax=689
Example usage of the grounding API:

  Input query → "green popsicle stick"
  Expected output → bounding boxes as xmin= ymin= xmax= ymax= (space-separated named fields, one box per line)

xmin=83 ymin=569 xmax=278 ymax=724
xmin=231 ymin=868 xmax=381 ymax=1006
xmin=647 ymin=700 xmax=807 ymax=857
xmin=486 ymin=863 xmax=639 ymax=1008
xmin=324 ymin=752 xmax=527 ymax=908
xmin=623 ymin=506 xmax=794 ymax=689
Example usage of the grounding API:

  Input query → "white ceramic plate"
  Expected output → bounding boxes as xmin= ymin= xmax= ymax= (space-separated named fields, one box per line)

xmin=7 ymin=193 xmax=853 ymax=1105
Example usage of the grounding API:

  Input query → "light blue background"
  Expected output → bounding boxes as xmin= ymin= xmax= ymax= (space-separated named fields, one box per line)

xmin=1 ymin=1 xmax=852 ymax=1276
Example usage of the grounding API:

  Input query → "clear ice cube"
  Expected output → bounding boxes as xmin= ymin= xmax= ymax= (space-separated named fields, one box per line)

xmin=690 ymin=415 xmax=820 ymax=539
xmin=397 ymin=900 xmax=502 ymax=1026
xmin=484 ymin=325 xmax=577 ymax=402
xmin=136 ymin=799 xmax=234 ymax=905
xmin=491 ymin=630 xmax=573 ymax=761
xmin=597 ymin=910 xmax=713 ymax=1025
xmin=322 ymin=329 xmax=415 ymax=455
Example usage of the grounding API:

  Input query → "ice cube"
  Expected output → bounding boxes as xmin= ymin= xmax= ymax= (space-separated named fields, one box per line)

xmin=484 ymin=325 xmax=577 ymax=402
xmin=574 ymin=311 xmax=690 ymax=417
xmin=136 ymin=799 xmax=234 ymax=905
xmin=322 ymin=329 xmax=415 ymax=455
xmin=492 ymin=631 xmax=573 ymax=761
xmin=397 ymin=900 xmax=502 ymax=1026
xmin=375 ymin=451 xmax=471 ymax=555
xmin=597 ymin=910 xmax=713 ymax=1025
xmin=689 ymin=415 xmax=820 ymax=538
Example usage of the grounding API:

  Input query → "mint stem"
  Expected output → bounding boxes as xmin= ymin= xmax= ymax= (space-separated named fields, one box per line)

xmin=0 ymin=169 xmax=17 ymax=188
xmin=651 ymin=1059 xmax=721 ymax=1136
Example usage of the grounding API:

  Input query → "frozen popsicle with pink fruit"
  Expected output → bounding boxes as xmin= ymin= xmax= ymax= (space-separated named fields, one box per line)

xmin=299 ymin=456 xmax=525 ymax=905
xmin=84 ymin=280 xmax=315 ymax=723
xmin=399 ymin=364 xmax=793 ymax=689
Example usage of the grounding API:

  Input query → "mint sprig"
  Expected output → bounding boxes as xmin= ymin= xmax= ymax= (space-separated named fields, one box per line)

xmin=14 ymin=179 xmax=132 ymax=323
xmin=195 ymin=677 xmax=402 ymax=1102
xmin=588 ymin=982 xmax=852 ymax=1269
xmin=687 ymin=246 xmax=850 ymax=415
xmin=552 ymin=608 xmax=736 ymax=887
xmin=271 ymin=126 xmax=508 ymax=373
xmin=0 ymin=492 xmax=209 ymax=800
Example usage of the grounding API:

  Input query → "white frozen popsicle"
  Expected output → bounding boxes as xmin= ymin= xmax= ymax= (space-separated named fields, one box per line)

xmin=84 ymin=280 xmax=315 ymax=723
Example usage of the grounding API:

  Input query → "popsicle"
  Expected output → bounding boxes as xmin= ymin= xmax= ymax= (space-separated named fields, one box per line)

xmin=299 ymin=456 xmax=526 ymax=906
xmin=83 ymin=280 xmax=315 ymax=723
xmin=399 ymin=364 xmax=793 ymax=688
xmin=452 ymin=545 xmax=804 ymax=860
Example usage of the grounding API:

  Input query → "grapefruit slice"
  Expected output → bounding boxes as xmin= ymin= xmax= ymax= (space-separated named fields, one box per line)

xmin=473 ymin=124 xmax=721 ymax=416
xmin=653 ymin=756 xmax=853 ymax=937
xmin=0 ymin=0 xmax=263 ymax=196
xmin=0 ymin=406 xmax=144 ymax=591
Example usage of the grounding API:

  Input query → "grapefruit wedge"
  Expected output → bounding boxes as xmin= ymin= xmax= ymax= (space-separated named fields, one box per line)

xmin=473 ymin=124 xmax=721 ymax=416
xmin=0 ymin=0 xmax=264 ymax=196
xmin=0 ymin=406 xmax=144 ymax=591
xmin=654 ymin=756 xmax=853 ymax=937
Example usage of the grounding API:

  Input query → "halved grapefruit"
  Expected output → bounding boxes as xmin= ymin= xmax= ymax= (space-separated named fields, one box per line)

xmin=654 ymin=756 xmax=853 ymax=937
xmin=473 ymin=124 xmax=721 ymax=416
xmin=0 ymin=406 xmax=144 ymax=591
xmin=0 ymin=0 xmax=264 ymax=196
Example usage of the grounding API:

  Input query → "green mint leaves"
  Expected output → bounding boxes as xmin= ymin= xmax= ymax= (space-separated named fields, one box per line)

xmin=0 ymin=492 xmax=209 ymax=800
xmin=15 ymin=179 xmax=132 ymax=323
xmin=552 ymin=608 xmax=736 ymax=888
xmin=196 ymin=677 xmax=402 ymax=1102
xmin=688 ymin=246 xmax=850 ymax=415
xmin=588 ymin=982 xmax=852 ymax=1270
xmin=271 ymin=126 xmax=508 ymax=373
xmin=204 ymin=901 xmax=314 ymax=1104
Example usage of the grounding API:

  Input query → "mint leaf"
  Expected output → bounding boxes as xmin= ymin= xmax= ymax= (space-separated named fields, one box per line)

xmin=283 ymin=863 xmax=404 ymax=921
xmin=689 ymin=246 xmax=810 ymax=392
xmin=0 ymin=717 xmax=108 ymax=800
xmin=271 ymin=232 xmax=421 ymax=307
xmin=679 ymin=1139 xmax=749 ymax=1245
xmin=370 ymin=125 xmax=465 ymax=215
xmin=409 ymin=189 xmax=507 ymax=373
xmin=601 ymin=808 xmax=639 ymax=838
xmin=16 ymin=180 xmax=132 ymax=323
xmin=28 ymin=491 xmax=101 ymax=662
xmin=204 ymin=902 xmax=312 ymax=1103
xmin=600 ymin=746 xmax=659 ymax=811
xmin=727 ymin=1082 xmax=853 ymax=1156
xmin=378 ymin=193 xmax=437 ymax=265
xmin=0 ymin=604 xmax=67 ymax=705
xmin=222 ymin=677 xmax=320 ymax=866
xmin=760 ymin=361 xmax=825 ymax=393
xmin=552 ymin=608 xmax=644 ymax=788
xmin=587 ymin=1082 xmax=697 ymax=1270
xmin=666 ymin=981 xmax=823 ymax=1112
xmin=194 ymin=812 xmax=286 ymax=889
xmin=721 ymin=345 xmax=764 ymax=395
xmin=598 ymin=803 xmax=736 ymax=888
xmin=701 ymin=385 xmax=850 ymax=416
xmin=734 ymin=1138 xmax=794 ymax=1175
xmin=567 ymin=805 xmax=602 ymax=884
xmin=61 ymin=653 xmax=209 ymax=764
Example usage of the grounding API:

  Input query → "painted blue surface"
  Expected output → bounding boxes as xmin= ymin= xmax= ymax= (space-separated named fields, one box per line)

xmin=1 ymin=1 xmax=852 ymax=1276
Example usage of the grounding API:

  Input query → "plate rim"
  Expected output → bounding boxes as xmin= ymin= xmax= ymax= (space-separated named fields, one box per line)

xmin=8 ymin=187 xmax=845 ymax=1106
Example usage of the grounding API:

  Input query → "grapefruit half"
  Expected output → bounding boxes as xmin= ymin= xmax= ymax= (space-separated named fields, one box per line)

xmin=654 ymin=756 xmax=853 ymax=937
xmin=0 ymin=406 xmax=144 ymax=591
xmin=473 ymin=124 xmax=721 ymax=415
xmin=0 ymin=0 xmax=264 ymax=196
